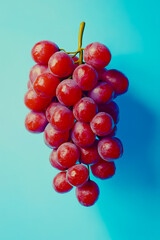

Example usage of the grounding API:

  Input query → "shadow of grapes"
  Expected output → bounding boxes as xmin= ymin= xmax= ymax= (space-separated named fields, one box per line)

xmin=93 ymin=54 xmax=158 ymax=239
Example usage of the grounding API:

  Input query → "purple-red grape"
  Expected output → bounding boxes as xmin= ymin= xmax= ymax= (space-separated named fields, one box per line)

xmin=49 ymin=51 xmax=74 ymax=78
xmin=57 ymin=142 xmax=80 ymax=168
xmin=88 ymin=82 xmax=114 ymax=104
xmin=31 ymin=41 xmax=59 ymax=65
xmin=84 ymin=42 xmax=111 ymax=68
xmin=67 ymin=164 xmax=89 ymax=187
xmin=56 ymin=79 xmax=82 ymax=106
xmin=73 ymin=64 xmax=98 ymax=91
xmin=44 ymin=123 xmax=69 ymax=149
xmin=71 ymin=121 xmax=95 ymax=147
xmin=76 ymin=180 xmax=99 ymax=207
xmin=91 ymin=159 xmax=116 ymax=179
xmin=50 ymin=105 xmax=75 ymax=132
xmin=73 ymin=97 xmax=97 ymax=123
xmin=25 ymin=111 xmax=48 ymax=133
xmin=90 ymin=112 xmax=114 ymax=136
xmin=53 ymin=172 xmax=73 ymax=193
xmin=100 ymin=69 xmax=129 ymax=95
xmin=33 ymin=73 xmax=60 ymax=97
xmin=98 ymin=137 xmax=123 ymax=161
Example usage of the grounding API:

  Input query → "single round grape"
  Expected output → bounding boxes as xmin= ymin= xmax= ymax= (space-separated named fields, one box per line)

xmin=98 ymin=137 xmax=123 ymax=161
xmin=98 ymin=101 xmax=119 ymax=124
xmin=31 ymin=41 xmax=59 ymax=65
xmin=76 ymin=180 xmax=99 ymax=207
xmin=53 ymin=172 xmax=73 ymax=193
xmin=80 ymin=140 xmax=100 ymax=165
xmin=73 ymin=64 xmax=98 ymax=91
xmin=33 ymin=72 xmax=60 ymax=97
xmin=73 ymin=97 xmax=97 ymax=123
xmin=49 ymin=149 xmax=67 ymax=171
xmin=101 ymin=69 xmax=129 ymax=95
xmin=57 ymin=142 xmax=80 ymax=168
xmin=71 ymin=121 xmax=95 ymax=148
xmin=29 ymin=64 xmax=48 ymax=84
xmin=67 ymin=164 xmax=89 ymax=187
xmin=44 ymin=123 xmax=69 ymax=149
xmin=91 ymin=159 xmax=116 ymax=179
xmin=88 ymin=82 xmax=114 ymax=104
xmin=49 ymin=51 xmax=74 ymax=78
xmin=90 ymin=112 xmax=114 ymax=136
xmin=24 ymin=88 xmax=52 ymax=111
xmin=50 ymin=105 xmax=75 ymax=132
xmin=25 ymin=111 xmax=48 ymax=133
xmin=45 ymin=102 xmax=61 ymax=122
xmin=56 ymin=79 xmax=82 ymax=106
xmin=84 ymin=42 xmax=111 ymax=68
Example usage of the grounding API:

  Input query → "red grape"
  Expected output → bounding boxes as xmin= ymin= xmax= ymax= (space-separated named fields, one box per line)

xmin=88 ymin=82 xmax=114 ymax=104
xmin=49 ymin=51 xmax=74 ymax=78
xmin=49 ymin=149 xmax=67 ymax=170
xmin=101 ymin=69 xmax=129 ymax=95
xmin=25 ymin=111 xmax=48 ymax=133
xmin=90 ymin=112 xmax=114 ymax=136
xmin=29 ymin=64 xmax=48 ymax=84
xmin=50 ymin=105 xmax=75 ymax=132
xmin=73 ymin=64 xmax=98 ymax=91
xmin=91 ymin=159 xmax=116 ymax=179
xmin=76 ymin=180 xmax=99 ymax=207
xmin=67 ymin=164 xmax=89 ymax=187
xmin=44 ymin=123 xmax=69 ymax=149
xmin=53 ymin=172 xmax=73 ymax=193
xmin=57 ymin=142 xmax=80 ymax=168
xmin=56 ymin=79 xmax=82 ymax=106
xmin=80 ymin=140 xmax=100 ymax=165
xmin=98 ymin=101 xmax=119 ymax=124
xmin=31 ymin=41 xmax=59 ymax=65
xmin=73 ymin=97 xmax=97 ymax=123
xmin=84 ymin=42 xmax=111 ymax=68
xmin=71 ymin=121 xmax=95 ymax=147
xmin=33 ymin=73 xmax=60 ymax=97
xmin=45 ymin=102 xmax=61 ymax=122
xmin=98 ymin=137 xmax=123 ymax=161
xmin=24 ymin=88 xmax=52 ymax=111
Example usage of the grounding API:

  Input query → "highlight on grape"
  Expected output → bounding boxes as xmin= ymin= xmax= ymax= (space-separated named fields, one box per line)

xmin=24 ymin=22 xmax=129 ymax=207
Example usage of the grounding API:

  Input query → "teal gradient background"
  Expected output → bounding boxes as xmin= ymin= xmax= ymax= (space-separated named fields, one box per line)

xmin=0 ymin=0 xmax=160 ymax=239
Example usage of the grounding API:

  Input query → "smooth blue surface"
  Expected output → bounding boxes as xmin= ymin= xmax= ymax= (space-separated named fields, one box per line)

xmin=0 ymin=0 xmax=160 ymax=239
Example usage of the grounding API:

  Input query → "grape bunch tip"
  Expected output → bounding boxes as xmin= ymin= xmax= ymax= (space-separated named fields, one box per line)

xmin=24 ymin=21 xmax=129 ymax=207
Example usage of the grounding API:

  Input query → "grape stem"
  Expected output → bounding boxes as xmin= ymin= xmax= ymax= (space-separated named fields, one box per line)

xmin=60 ymin=22 xmax=85 ymax=65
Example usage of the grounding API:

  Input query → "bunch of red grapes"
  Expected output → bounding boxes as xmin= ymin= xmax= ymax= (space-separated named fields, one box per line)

xmin=24 ymin=22 xmax=129 ymax=207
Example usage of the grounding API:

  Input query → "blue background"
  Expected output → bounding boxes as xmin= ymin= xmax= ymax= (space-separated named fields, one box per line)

xmin=0 ymin=0 xmax=160 ymax=239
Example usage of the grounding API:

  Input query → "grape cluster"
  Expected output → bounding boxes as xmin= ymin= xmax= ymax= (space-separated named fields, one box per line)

xmin=24 ymin=22 xmax=129 ymax=207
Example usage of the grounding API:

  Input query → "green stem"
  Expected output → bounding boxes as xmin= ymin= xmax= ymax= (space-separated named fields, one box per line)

xmin=60 ymin=22 xmax=85 ymax=65
xmin=78 ymin=22 xmax=85 ymax=65
xmin=78 ymin=22 xmax=85 ymax=49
